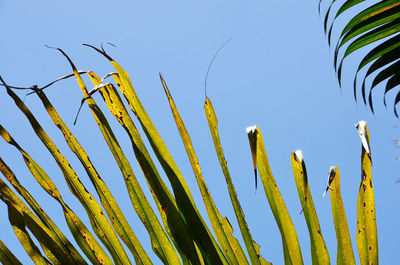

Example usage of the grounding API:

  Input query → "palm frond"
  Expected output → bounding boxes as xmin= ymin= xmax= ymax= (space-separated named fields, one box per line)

xmin=322 ymin=0 xmax=400 ymax=115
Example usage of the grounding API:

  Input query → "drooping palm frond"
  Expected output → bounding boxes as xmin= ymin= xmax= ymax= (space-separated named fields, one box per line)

xmin=0 ymin=46 xmax=378 ymax=264
xmin=321 ymin=0 xmax=400 ymax=116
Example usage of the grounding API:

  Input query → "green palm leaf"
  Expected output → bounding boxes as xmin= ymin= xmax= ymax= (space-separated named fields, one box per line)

xmin=322 ymin=0 xmax=400 ymax=115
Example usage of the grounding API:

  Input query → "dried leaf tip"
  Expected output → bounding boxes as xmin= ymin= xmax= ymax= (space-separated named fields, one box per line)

xmin=355 ymin=120 xmax=371 ymax=159
xmin=246 ymin=125 xmax=257 ymax=134
xmin=355 ymin=120 xmax=367 ymax=129
xmin=246 ymin=125 xmax=258 ymax=190
xmin=323 ymin=166 xmax=336 ymax=198
xmin=294 ymin=149 xmax=303 ymax=163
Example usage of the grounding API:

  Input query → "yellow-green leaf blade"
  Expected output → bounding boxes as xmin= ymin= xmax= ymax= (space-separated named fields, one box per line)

xmin=0 ymin=177 xmax=71 ymax=265
xmin=87 ymin=46 xmax=223 ymax=264
xmin=0 ymin=158 xmax=87 ymax=265
xmin=3 ymin=198 xmax=51 ymax=265
xmin=355 ymin=121 xmax=378 ymax=265
xmin=161 ymin=77 xmax=247 ymax=265
xmin=328 ymin=166 xmax=356 ymax=265
xmin=291 ymin=151 xmax=330 ymax=265
xmin=82 ymin=56 xmax=213 ymax=263
xmin=85 ymin=72 xmax=185 ymax=265
xmin=205 ymin=98 xmax=270 ymax=265
xmin=247 ymin=126 xmax=303 ymax=265
xmin=35 ymin=89 xmax=153 ymax=265
xmin=1 ymin=76 xmax=131 ymax=265
xmin=0 ymin=239 xmax=23 ymax=265
xmin=0 ymin=153 xmax=112 ymax=265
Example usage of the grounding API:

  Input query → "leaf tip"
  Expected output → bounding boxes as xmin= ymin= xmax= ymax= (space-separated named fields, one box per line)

xmin=246 ymin=125 xmax=257 ymax=134
xmin=294 ymin=149 xmax=303 ymax=163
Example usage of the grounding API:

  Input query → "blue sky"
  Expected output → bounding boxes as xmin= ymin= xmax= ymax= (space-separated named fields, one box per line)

xmin=0 ymin=0 xmax=399 ymax=264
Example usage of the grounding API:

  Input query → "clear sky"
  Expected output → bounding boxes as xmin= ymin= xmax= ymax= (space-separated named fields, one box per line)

xmin=0 ymin=0 xmax=399 ymax=264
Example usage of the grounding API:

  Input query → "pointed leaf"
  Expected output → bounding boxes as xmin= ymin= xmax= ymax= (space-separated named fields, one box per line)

xmin=205 ymin=99 xmax=270 ymax=265
xmin=355 ymin=122 xmax=378 ymax=265
xmin=161 ymin=76 xmax=247 ymax=265
xmin=327 ymin=166 xmax=356 ymax=265
xmin=291 ymin=151 xmax=330 ymax=265
xmin=247 ymin=126 xmax=303 ymax=265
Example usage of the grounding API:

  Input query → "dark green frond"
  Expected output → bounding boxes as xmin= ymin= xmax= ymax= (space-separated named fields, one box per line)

xmin=322 ymin=0 xmax=400 ymax=115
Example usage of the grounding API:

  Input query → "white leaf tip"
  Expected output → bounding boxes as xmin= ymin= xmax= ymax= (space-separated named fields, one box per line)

xmin=246 ymin=125 xmax=257 ymax=134
xmin=356 ymin=120 xmax=367 ymax=127
xmin=355 ymin=121 xmax=371 ymax=155
xmin=294 ymin=150 xmax=303 ymax=162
